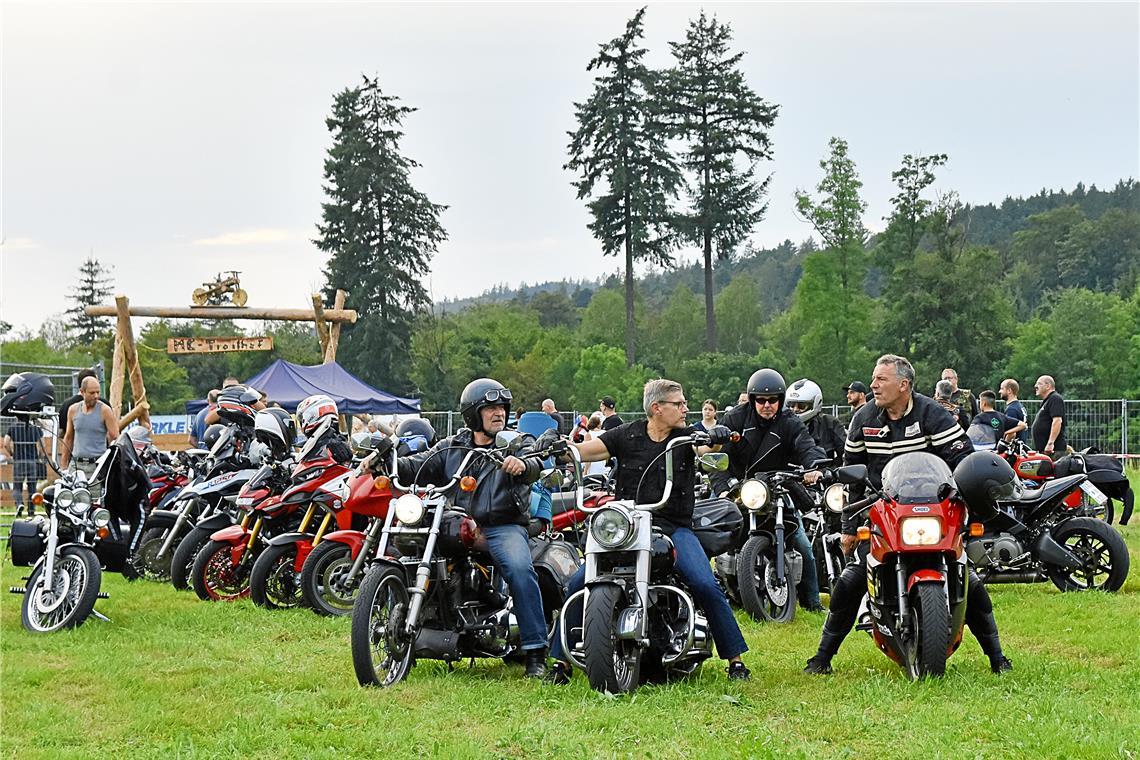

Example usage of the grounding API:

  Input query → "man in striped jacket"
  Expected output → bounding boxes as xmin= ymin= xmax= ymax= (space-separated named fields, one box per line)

xmin=804 ymin=354 xmax=1013 ymax=675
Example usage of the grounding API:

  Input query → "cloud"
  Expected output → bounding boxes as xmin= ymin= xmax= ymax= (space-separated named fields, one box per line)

xmin=191 ymin=228 xmax=295 ymax=246
xmin=0 ymin=237 xmax=39 ymax=251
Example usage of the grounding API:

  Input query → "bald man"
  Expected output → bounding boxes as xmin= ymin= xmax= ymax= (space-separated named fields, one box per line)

xmin=1031 ymin=375 xmax=1067 ymax=458
xmin=62 ymin=376 xmax=119 ymax=497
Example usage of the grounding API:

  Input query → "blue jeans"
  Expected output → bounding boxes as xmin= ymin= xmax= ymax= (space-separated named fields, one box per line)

xmin=792 ymin=515 xmax=821 ymax=608
xmin=481 ymin=523 xmax=547 ymax=651
xmin=552 ymin=526 xmax=748 ymax=663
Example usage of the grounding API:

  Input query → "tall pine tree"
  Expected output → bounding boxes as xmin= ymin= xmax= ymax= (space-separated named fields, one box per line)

xmin=64 ymin=255 xmax=114 ymax=346
xmin=315 ymin=75 xmax=447 ymax=392
xmin=657 ymin=11 xmax=778 ymax=351
xmin=566 ymin=7 xmax=683 ymax=366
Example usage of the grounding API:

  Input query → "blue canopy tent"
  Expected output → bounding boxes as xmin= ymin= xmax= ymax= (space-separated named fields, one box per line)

xmin=185 ymin=360 xmax=420 ymax=415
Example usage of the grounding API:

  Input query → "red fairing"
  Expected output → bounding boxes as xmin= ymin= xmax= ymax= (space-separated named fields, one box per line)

xmin=321 ymin=529 xmax=366 ymax=559
xmin=345 ymin=471 xmax=393 ymax=519
xmin=906 ymin=569 xmax=946 ymax=593
xmin=211 ymin=525 xmax=251 ymax=545
xmin=869 ymin=498 xmax=967 ymax=562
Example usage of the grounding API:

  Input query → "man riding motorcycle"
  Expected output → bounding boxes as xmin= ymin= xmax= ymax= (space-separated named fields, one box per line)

xmin=804 ymin=354 xmax=1013 ymax=675
xmin=720 ymin=369 xmax=828 ymax=612
xmin=547 ymin=379 xmax=750 ymax=684
xmin=394 ymin=378 xmax=550 ymax=678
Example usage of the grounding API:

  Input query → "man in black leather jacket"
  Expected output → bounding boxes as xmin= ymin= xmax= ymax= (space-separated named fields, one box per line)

xmin=805 ymin=354 xmax=1013 ymax=675
xmin=394 ymin=378 xmax=549 ymax=678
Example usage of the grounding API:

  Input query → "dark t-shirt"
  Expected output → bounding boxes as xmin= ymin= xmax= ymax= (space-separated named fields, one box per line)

xmin=8 ymin=421 xmax=43 ymax=462
xmin=601 ymin=413 xmax=623 ymax=431
xmin=58 ymin=393 xmax=82 ymax=439
xmin=1004 ymin=400 xmax=1028 ymax=443
xmin=969 ymin=410 xmax=1018 ymax=447
xmin=598 ymin=419 xmax=695 ymax=533
xmin=1031 ymin=392 xmax=1067 ymax=453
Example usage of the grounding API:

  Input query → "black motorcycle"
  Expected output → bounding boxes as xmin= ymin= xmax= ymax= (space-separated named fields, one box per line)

xmin=800 ymin=479 xmax=849 ymax=595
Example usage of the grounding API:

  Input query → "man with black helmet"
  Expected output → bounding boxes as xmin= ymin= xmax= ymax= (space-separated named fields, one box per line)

xmin=804 ymin=353 xmax=1013 ymax=675
xmin=394 ymin=378 xmax=551 ymax=678
xmin=720 ymin=368 xmax=828 ymax=612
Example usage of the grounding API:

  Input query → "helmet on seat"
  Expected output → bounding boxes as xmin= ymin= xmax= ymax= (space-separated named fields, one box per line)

xmin=216 ymin=384 xmax=262 ymax=426
xmin=954 ymin=450 xmax=1023 ymax=522
xmin=254 ymin=408 xmax=297 ymax=459
xmin=395 ymin=417 xmax=436 ymax=444
xmin=296 ymin=394 xmax=338 ymax=436
xmin=1 ymin=373 xmax=55 ymax=416
xmin=459 ymin=378 xmax=512 ymax=433
xmin=746 ymin=369 xmax=787 ymax=408
xmin=785 ymin=379 xmax=823 ymax=422
xmin=201 ymin=424 xmax=226 ymax=451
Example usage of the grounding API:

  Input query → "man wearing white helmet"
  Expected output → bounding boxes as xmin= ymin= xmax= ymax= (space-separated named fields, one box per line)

xmin=785 ymin=379 xmax=846 ymax=463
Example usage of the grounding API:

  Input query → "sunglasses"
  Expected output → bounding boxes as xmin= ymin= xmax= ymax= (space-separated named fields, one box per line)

xmin=481 ymin=388 xmax=513 ymax=403
xmin=753 ymin=396 xmax=781 ymax=406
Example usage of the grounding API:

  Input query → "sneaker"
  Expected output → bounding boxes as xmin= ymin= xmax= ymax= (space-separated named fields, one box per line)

xmin=726 ymin=661 xmax=750 ymax=681
xmin=544 ymin=660 xmax=572 ymax=685
xmin=804 ymin=656 xmax=833 ymax=675
xmin=14 ymin=505 xmax=24 ymax=517
xmin=990 ymin=655 xmax=1013 ymax=674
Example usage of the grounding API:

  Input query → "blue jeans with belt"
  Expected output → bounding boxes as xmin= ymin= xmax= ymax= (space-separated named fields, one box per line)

xmin=552 ymin=526 xmax=748 ymax=663
xmin=481 ymin=523 xmax=548 ymax=651
xmin=791 ymin=515 xmax=821 ymax=608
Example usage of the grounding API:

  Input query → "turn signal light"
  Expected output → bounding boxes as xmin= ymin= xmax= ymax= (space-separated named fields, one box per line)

xmin=373 ymin=476 xmax=391 ymax=491
xmin=969 ymin=522 xmax=985 ymax=537
xmin=96 ymin=527 xmax=110 ymax=539
xmin=31 ymin=493 xmax=44 ymax=506
xmin=856 ymin=526 xmax=871 ymax=541
xmin=459 ymin=476 xmax=478 ymax=493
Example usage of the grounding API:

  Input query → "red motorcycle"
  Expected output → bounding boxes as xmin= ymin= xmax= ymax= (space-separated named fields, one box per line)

xmin=830 ymin=453 xmax=980 ymax=679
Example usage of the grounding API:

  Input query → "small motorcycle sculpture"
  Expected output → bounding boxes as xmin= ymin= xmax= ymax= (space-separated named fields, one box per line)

xmin=192 ymin=270 xmax=247 ymax=307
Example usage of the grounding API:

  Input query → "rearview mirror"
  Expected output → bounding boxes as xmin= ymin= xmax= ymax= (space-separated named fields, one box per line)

xmin=698 ymin=452 xmax=730 ymax=472
xmin=539 ymin=468 xmax=565 ymax=489
xmin=495 ymin=430 xmax=521 ymax=450
xmin=836 ymin=465 xmax=867 ymax=484
xmin=351 ymin=432 xmax=374 ymax=454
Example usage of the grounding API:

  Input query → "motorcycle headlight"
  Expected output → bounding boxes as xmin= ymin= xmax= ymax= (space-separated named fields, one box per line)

xmin=56 ymin=488 xmax=75 ymax=509
xmin=394 ymin=493 xmax=425 ymax=525
xmin=590 ymin=506 xmax=633 ymax=549
xmin=740 ymin=479 xmax=769 ymax=511
xmin=824 ymin=484 xmax=846 ymax=513
xmin=70 ymin=489 xmax=92 ymax=515
xmin=900 ymin=517 xmax=942 ymax=546
xmin=92 ymin=508 xmax=112 ymax=529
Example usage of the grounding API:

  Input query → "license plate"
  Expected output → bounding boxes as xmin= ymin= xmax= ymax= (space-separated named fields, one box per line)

xmin=1079 ymin=480 xmax=1108 ymax=505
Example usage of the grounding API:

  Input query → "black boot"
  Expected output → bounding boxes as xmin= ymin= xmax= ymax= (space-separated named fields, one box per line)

xmin=544 ymin=660 xmax=572 ymax=685
xmin=524 ymin=648 xmax=548 ymax=679
xmin=977 ymin=634 xmax=1013 ymax=674
xmin=804 ymin=623 xmax=847 ymax=675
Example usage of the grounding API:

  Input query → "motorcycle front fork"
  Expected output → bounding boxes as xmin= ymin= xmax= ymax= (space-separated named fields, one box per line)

xmin=38 ymin=512 xmax=61 ymax=593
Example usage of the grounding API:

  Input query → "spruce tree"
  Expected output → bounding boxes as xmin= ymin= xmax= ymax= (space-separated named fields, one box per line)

xmin=658 ymin=11 xmax=779 ymax=351
xmin=315 ymin=75 xmax=447 ymax=392
xmin=64 ymin=255 xmax=114 ymax=346
xmin=566 ymin=7 xmax=683 ymax=366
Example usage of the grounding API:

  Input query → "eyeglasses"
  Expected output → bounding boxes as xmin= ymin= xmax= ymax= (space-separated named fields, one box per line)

xmin=481 ymin=388 xmax=513 ymax=403
xmin=658 ymin=399 xmax=687 ymax=408
xmin=753 ymin=397 xmax=781 ymax=406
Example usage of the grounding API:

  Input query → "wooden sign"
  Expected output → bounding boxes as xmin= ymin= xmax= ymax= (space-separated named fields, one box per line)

xmin=166 ymin=336 xmax=274 ymax=354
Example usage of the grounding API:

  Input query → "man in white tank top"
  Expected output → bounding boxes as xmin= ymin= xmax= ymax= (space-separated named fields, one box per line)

xmin=62 ymin=377 xmax=120 ymax=498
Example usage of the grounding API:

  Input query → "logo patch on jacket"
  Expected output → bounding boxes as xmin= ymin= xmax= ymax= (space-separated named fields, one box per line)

xmin=862 ymin=426 xmax=888 ymax=438
xmin=904 ymin=422 xmax=921 ymax=437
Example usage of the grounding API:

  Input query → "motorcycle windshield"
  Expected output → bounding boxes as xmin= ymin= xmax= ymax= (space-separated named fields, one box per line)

xmin=242 ymin=464 xmax=276 ymax=493
xmin=880 ymin=452 xmax=955 ymax=504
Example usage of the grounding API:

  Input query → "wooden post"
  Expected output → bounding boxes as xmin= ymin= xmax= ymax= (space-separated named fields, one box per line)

xmin=119 ymin=401 xmax=149 ymax=429
xmin=312 ymin=294 xmax=330 ymax=358
xmin=115 ymin=296 xmax=150 ymax=427
xmin=109 ymin=332 xmax=125 ymax=416
xmin=324 ymin=289 xmax=347 ymax=363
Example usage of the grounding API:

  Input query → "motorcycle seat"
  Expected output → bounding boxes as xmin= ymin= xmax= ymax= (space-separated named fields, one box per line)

xmin=550 ymin=490 xmax=595 ymax=516
xmin=1004 ymin=474 xmax=1086 ymax=507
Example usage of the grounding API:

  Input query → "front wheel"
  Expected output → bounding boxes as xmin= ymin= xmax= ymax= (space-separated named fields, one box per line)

xmin=737 ymin=536 xmax=795 ymax=623
xmin=351 ymin=566 xmax=414 ymax=687
xmin=300 ymin=541 xmax=357 ymax=616
xmin=1046 ymin=517 xmax=1130 ymax=592
xmin=192 ymin=540 xmax=251 ymax=601
xmin=250 ymin=543 xmax=305 ymax=609
xmin=582 ymin=583 xmax=642 ymax=694
xmin=904 ymin=583 xmax=950 ymax=680
xmin=21 ymin=547 xmax=102 ymax=633
xmin=170 ymin=526 xmax=213 ymax=591
xmin=133 ymin=526 xmax=176 ymax=582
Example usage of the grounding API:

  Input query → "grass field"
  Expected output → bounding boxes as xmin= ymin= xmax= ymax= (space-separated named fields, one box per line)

xmin=2 ymin=474 xmax=1139 ymax=759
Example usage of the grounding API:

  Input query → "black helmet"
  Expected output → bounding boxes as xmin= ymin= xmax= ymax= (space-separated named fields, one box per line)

xmin=254 ymin=408 xmax=297 ymax=459
xmin=216 ymin=384 xmax=262 ymax=426
xmin=396 ymin=417 xmax=436 ymax=444
xmin=954 ymin=450 xmax=1023 ymax=521
xmin=746 ymin=368 xmax=787 ymax=407
xmin=202 ymin=423 xmax=226 ymax=451
xmin=1 ymin=373 xmax=55 ymax=416
xmin=459 ymin=378 xmax=512 ymax=433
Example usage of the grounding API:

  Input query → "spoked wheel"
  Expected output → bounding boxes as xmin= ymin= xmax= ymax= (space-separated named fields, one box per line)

xmin=300 ymin=541 xmax=357 ymax=616
xmin=231 ymin=288 xmax=248 ymax=307
xmin=351 ymin=566 xmax=414 ymax=687
xmin=191 ymin=288 xmax=208 ymax=306
xmin=1046 ymin=517 xmax=1130 ymax=592
xmin=191 ymin=540 xmax=251 ymax=601
xmin=21 ymin=547 xmax=102 ymax=633
xmin=737 ymin=536 xmax=796 ymax=623
xmin=582 ymin=583 xmax=642 ymax=694
xmin=249 ymin=543 xmax=305 ymax=609
xmin=133 ymin=527 xmax=175 ymax=582
xmin=903 ymin=583 xmax=950 ymax=680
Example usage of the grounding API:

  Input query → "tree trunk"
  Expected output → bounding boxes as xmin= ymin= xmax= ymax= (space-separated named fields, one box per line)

xmin=703 ymin=225 xmax=716 ymax=352
xmin=624 ymin=188 xmax=636 ymax=367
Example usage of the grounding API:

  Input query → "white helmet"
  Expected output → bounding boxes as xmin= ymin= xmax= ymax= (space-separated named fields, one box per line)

xmin=785 ymin=379 xmax=823 ymax=422
xmin=296 ymin=394 xmax=338 ymax=436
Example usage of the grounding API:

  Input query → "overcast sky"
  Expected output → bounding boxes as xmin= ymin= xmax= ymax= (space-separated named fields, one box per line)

xmin=2 ymin=1 xmax=1137 ymax=336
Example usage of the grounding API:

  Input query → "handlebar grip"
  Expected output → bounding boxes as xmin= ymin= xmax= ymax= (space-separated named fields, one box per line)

xmin=842 ymin=494 xmax=878 ymax=515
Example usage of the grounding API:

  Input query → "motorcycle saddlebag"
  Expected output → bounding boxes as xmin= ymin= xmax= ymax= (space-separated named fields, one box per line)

xmin=691 ymin=498 xmax=744 ymax=557
xmin=9 ymin=519 xmax=44 ymax=566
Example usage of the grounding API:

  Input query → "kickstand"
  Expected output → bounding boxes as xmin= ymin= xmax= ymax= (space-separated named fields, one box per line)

xmin=90 ymin=608 xmax=112 ymax=623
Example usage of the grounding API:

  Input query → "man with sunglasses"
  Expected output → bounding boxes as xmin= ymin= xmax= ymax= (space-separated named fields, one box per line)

xmin=395 ymin=377 xmax=550 ymax=678
xmin=719 ymin=368 xmax=828 ymax=611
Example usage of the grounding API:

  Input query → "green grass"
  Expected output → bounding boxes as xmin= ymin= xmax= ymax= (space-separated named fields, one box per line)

xmin=3 ymin=473 xmax=1139 ymax=759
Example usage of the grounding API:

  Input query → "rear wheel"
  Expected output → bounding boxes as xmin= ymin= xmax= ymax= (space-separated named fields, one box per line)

xmin=300 ymin=541 xmax=357 ymax=616
xmin=1046 ymin=517 xmax=1130 ymax=592
xmin=738 ymin=535 xmax=795 ymax=623
xmin=351 ymin=566 xmax=414 ymax=687
xmin=21 ymin=547 xmax=102 ymax=633
xmin=250 ymin=543 xmax=305 ymax=609
xmin=133 ymin=527 xmax=175 ymax=582
xmin=582 ymin=583 xmax=642 ymax=694
xmin=191 ymin=540 xmax=251 ymax=601
xmin=905 ymin=583 xmax=950 ymax=679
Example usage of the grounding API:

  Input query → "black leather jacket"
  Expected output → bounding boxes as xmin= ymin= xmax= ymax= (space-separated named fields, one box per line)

xmin=395 ymin=428 xmax=541 ymax=528
xmin=721 ymin=405 xmax=826 ymax=480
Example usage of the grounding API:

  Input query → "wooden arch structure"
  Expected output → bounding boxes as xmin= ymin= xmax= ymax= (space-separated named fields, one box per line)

xmin=84 ymin=289 xmax=356 ymax=428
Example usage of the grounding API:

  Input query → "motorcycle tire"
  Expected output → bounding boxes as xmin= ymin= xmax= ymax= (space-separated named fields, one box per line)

xmin=170 ymin=526 xmax=213 ymax=591
xmin=582 ymin=582 xmax=642 ymax=694
xmin=351 ymin=565 xmax=415 ymax=687
xmin=737 ymin=536 xmax=795 ymax=623
xmin=133 ymin=526 xmax=178 ymax=582
xmin=21 ymin=547 xmax=102 ymax=633
xmin=249 ymin=543 xmax=305 ymax=609
xmin=192 ymin=539 xmax=251 ymax=601
xmin=300 ymin=541 xmax=357 ymax=616
xmin=908 ymin=583 xmax=950 ymax=680
xmin=1046 ymin=517 xmax=1130 ymax=592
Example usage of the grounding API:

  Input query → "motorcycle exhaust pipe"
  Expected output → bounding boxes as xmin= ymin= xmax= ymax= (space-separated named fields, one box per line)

xmin=979 ymin=571 xmax=1044 ymax=583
